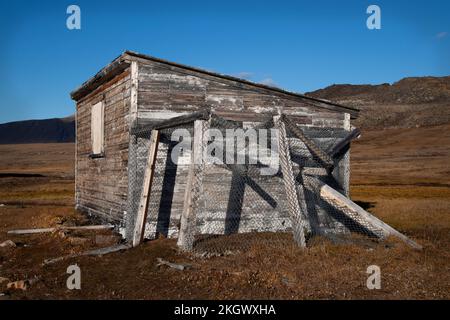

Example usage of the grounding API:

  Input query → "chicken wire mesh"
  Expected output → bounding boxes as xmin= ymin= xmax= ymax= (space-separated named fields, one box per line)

xmin=190 ymin=116 xmax=294 ymax=254
xmin=126 ymin=122 xmax=195 ymax=241
xmin=126 ymin=113 xmax=383 ymax=256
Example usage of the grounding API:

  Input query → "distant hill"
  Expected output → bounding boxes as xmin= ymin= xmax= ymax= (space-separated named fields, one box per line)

xmin=0 ymin=76 xmax=448 ymax=143
xmin=0 ymin=116 xmax=75 ymax=144
xmin=306 ymin=76 xmax=450 ymax=128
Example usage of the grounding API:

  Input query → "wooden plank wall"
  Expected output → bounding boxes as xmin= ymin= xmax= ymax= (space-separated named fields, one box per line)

xmin=127 ymin=58 xmax=352 ymax=240
xmin=135 ymin=60 xmax=346 ymax=127
xmin=75 ymin=68 xmax=132 ymax=228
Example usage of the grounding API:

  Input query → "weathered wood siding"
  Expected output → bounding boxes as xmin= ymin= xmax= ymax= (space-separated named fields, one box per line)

xmin=75 ymin=69 xmax=131 ymax=226
xmin=126 ymin=58 xmax=352 ymax=240
xmin=134 ymin=59 xmax=347 ymax=127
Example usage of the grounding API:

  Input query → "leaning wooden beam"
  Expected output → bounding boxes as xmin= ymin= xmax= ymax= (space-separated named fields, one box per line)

xmin=274 ymin=115 xmax=309 ymax=247
xmin=328 ymin=128 xmax=361 ymax=158
xmin=318 ymin=181 xmax=422 ymax=250
xmin=42 ymin=244 xmax=131 ymax=266
xmin=210 ymin=113 xmax=274 ymax=130
xmin=177 ymin=119 xmax=209 ymax=251
xmin=132 ymin=129 xmax=160 ymax=247
xmin=281 ymin=114 xmax=334 ymax=170
xmin=7 ymin=224 xmax=114 ymax=235
xmin=131 ymin=109 xmax=211 ymax=135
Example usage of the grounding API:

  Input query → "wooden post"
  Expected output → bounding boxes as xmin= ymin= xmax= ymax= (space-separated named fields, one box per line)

xmin=330 ymin=117 xmax=359 ymax=197
xmin=130 ymin=61 xmax=138 ymax=123
xmin=319 ymin=182 xmax=422 ymax=250
xmin=177 ymin=120 xmax=208 ymax=251
xmin=274 ymin=115 xmax=308 ymax=247
xmin=132 ymin=130 xmax=160 ymax=247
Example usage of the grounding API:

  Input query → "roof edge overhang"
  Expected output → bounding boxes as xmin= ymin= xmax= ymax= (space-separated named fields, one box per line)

xmin=70 ymin=53 xmax=131 ymax=101
xmin=70 ymin=51 xmax=359 ymax=118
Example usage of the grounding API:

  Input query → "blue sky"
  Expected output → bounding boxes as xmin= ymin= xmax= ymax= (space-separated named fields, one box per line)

xmin=0 ymin=0 xmax=449 ymax=123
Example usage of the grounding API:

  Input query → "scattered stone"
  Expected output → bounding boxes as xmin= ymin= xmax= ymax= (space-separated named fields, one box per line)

xmin=0 ymin=276 xmax=10 ymax=284
xmin=7 ymin=280 xmax=28 ymax=291
xmin=0 ymin=240 xmax=16 ymax=248
xmin=0 ymin=204 xmax=5 ymax=207
xmin=58 ymin=230 xmax=67 ymax=238
xmin=6 ymin=277 xmax=39 ymax=291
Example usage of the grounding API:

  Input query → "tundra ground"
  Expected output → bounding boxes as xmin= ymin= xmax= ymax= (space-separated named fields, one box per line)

xmin=0 ymin=125 xmax=449 ymax=299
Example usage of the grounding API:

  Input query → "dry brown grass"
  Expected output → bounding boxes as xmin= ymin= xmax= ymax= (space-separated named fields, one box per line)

xmin=0 ymin=143 xmax=74 ymax=177
xmin=351 ymin=124 xmax=450 ymax=186
xmin=0 ymin=126 xmax=449 ymax=299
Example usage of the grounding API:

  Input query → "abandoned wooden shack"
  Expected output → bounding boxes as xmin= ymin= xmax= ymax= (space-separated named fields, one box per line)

xmin=71 ymin=51 xmax=421 ymax=251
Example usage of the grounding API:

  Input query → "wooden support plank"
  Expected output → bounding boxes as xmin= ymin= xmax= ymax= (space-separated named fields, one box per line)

xmin=302 ymin=167 xmax=328 ymax=176
xmin=281 ymin=114 xmax=334 ymax=170
xmin=319 ymin=182 xmax=422 ymax=250
xmin=8 ymin=224 xmax=114 ymax=235
xmin=210 ymin=113 xmax=274 ymax=130
xmin=329 ymin=128 xmax=361 ymax=158
xmin=342 ymin=113 xmax=351 ymax=197
xmin=178 ymin=150 xmax=195 ymax=249
xmin=274 ymin=115 xmax=308 ymax=247
xmin=177 ymin=120 xmax=208 ymax=251
xmin=132 ymin=130 xmax=160 ymax=247
xmin=43 ymin=244 xmax=131 ymax=266
xmin=131 ymin=109 xmax=210 ymax=135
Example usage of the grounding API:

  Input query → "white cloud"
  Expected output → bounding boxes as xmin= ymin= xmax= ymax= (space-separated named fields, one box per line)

xmin=435 ymin=32 xmax=448 ymax=39
xmin=233 ymin=72 xmax=253 ymax=80
xmin=259 ymin=78 xmax=278 ymax=87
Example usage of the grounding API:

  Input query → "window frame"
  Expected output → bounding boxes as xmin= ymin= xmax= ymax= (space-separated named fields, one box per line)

xmin=89 ymin=101 xmax=105 ymax=158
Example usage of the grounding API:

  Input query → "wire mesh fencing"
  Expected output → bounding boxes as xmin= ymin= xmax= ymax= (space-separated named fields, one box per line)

xmin=126 ymin=113 xmax=388 ymax=256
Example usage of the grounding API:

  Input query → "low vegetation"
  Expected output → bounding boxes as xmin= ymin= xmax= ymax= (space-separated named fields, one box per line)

xmin=0 ymin=124 xmax=449 ymax=299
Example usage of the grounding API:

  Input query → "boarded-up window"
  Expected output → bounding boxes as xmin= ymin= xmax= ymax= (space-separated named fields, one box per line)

xmin=91 ymin=101 xmax=104 ymax=155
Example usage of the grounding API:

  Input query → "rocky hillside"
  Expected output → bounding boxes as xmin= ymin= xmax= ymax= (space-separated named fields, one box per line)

xmin=306 ymin=76 xmax=450 ymax=128
xmin=0 ymin=116 xmax=75 ymax=144
xmin=0 ymin=76 xmax=448 ymax=143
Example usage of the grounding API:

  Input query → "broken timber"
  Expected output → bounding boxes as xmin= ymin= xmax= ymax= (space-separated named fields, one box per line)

xmin=329 ymin=128 xmax=361 ymax=158
xmin=132 ymin=129 xmax=160 ymax=247
xmin=156 ymin=258 xmax=192 ymax=271
xmin=7 ymin=224 xmax=114 ymax=235
xmin=317 ymin=181 xmax=422 ymax=250
xmin=43 ymin=244 xmax=131 ymax=266
xmin=274 ymin=115 xmax=308 ymax=247
xmin=281 ymin=114 xmax=334 ymax=170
